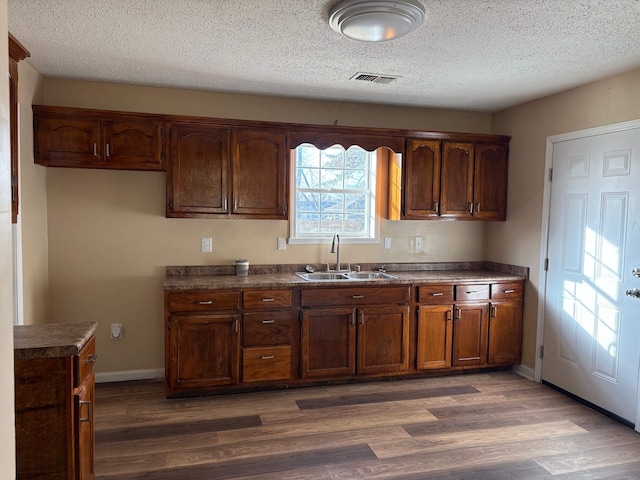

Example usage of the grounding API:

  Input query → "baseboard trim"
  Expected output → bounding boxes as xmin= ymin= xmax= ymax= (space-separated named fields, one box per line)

xmin=96 ymin=368 xmax=164 ymax=384
xmin=513 ymin=364 xmax=535 ymax=381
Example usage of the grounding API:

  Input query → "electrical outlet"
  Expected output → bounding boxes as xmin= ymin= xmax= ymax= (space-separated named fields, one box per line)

xmin=415 ymin=236 xmax=424 ymax=250
xmin=277 ymin=237 xmax=287 ymax=250
xmin=384 ymin=237 xmax=392 ymax=249
xmin=201 ymin=237 xmax=213 ymax=253
xmin=110 ymin=323 xmax=123 ymax=340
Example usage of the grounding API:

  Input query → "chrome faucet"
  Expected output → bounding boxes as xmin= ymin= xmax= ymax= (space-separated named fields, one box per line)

xmin=330 ymin=233 xmax=344 ymax=272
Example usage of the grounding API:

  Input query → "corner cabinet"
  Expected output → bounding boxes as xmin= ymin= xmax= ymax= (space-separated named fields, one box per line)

xmin=33 ymin=106 xmax=165 ymax=171
xmin=15 ymin=332 xmax=96 ymax=480
xmin=403 ymin=138 xmax=509 ymax=221
xmin=166 ymin=124 xmax=288 ymax=219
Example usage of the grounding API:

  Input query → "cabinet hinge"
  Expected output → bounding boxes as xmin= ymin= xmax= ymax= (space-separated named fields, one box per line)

xmin=544 ymin=258 xmax=549 ymax=271
xmin=548 ymin=168 xmax=553 ymax=182
xmin=539 ymin=345 xmax=544 ymax=359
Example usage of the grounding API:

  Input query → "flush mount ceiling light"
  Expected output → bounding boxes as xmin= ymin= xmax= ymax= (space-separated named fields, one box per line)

xmin=329 ymin=0 xmax=426 ymax=42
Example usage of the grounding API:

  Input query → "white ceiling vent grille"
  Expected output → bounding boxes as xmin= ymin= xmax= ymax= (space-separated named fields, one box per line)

xmin=351 ymin=72 xmax=400 ymax=84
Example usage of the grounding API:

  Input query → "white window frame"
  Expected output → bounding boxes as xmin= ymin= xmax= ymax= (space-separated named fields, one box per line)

xmin=289 ymin=143 xmax=380 ymax=245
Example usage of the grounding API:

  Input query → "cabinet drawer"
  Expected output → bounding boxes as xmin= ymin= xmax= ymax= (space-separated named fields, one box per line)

xmin=301 ymin=286 xmax=410 ymax=307
xmin=243 ymin=311 xmax=292 ymax=347
xmin=455 ymin=284 xmax=489 ymax=302
xmin=75 ymin=336 xmax=96 ymax=388
xmin=243 ymin=290 xmax=292 ymax=309
xmin=417 ymin=285 xmax=454 ymax=304
xmin=168 ymin=291 xmax=240 ymax=312
xmin=491 ymin=282 xmax=524 ymax=300
xmin=242 ymin=346 xmax=291 ymax=382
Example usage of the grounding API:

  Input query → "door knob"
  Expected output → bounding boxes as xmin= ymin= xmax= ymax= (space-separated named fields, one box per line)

xmin=633 ymin=268 xmax=640 ymax=278
xmin=626 ymin=288 xmax=640 ymax=298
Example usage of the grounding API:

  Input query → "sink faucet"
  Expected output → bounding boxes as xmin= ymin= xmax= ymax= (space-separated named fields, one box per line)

xmin=330 ymin=233 xmax=342 ymax=272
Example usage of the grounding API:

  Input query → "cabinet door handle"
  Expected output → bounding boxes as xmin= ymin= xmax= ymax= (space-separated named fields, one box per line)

xmin=503 ymin=289 xmax=515 ymax=293
xmin=234 ymin=198 xmax=238 ymax=211
xmin=85 ymin=354 xmax=98 ymax=364
xmin=447 ymin=309 xmax=453 ymax=321
xmin=491 ymin=306 xmax=497 ymax=317
xmin=476 ymin=202 xmax=481 ymax=213
xmin=352 ymin=295 xmax=365 ymax=299
xmin=261 ymin=298 xmax=275 ymax=302
xmin=234 ymin=319 xmax=239 ymax=333
xmin=360 ymin=314 xmax=365 ymax=326
xmin=431 ymin=292 xmax=444 ymax=297
xmin=434 ymin=201 xmax=440 ymax=215
xmin=260 ymin=355 xmax=275 ymax=360
xmin=455 ymin=308 xmax=461 ymax=320
xmin=79 ymin=400 xmax=92 ymax=423
xmin=93 ymin=143 xmax=97 ymax=157
xmin=223 ymin=198 xmax=228 ymax=211
xmin=261 ymin=319 xmax=275 ymax=324
xmin=468 ymin=202 xmax=474 ymax=214
xmin=106 ymin=143 xmax=110 ymax=157
xmin=198 ymin=300 xmax=213 ymax=305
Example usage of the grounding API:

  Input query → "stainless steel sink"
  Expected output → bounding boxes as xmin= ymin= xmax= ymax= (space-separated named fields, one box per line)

xmin=345 ymin=272 xmax=397 ymax=280
xmin=295 ymin=271 xmax=397 ymax=281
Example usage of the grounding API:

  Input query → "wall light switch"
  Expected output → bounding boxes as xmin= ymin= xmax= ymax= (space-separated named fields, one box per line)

xmin=201 ymin=237 xmax=213 ymax=253
xmin=415 ymin=236 xmax=424 ymax=250
xmin=277 ymin=237 xmax=287 ymax=250
xmin=384 ymin=237 xmax=392 ymax=250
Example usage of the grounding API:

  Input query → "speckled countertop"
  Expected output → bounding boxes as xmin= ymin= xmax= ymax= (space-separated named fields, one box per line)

xmin=164 ymin=261 xmax=528 ymax=291
xmin=14 ymin=322 xmax=97 ymax=360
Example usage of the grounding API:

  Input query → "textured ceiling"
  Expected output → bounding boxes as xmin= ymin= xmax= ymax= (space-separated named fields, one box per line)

xmin=8 ymin=0 xmax=640 ymax=112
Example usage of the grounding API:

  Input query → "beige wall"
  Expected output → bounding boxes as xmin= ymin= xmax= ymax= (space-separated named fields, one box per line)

xmin=18 ymin=60 xmax=46 ymax=325
xmin=40 ymin=79 xmax=491 ymax=374
xmin=0 ymin=0 xmax=16 ymax=474
xmin=490 ymin=67 xmax=640 ymax=368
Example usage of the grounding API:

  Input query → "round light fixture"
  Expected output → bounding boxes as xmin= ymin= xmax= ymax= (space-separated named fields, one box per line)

xmin=329 ymin=0 xmax=426 ymax=42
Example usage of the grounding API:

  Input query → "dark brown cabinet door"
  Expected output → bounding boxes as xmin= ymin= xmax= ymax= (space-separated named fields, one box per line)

xmin=488 ymin=301 xmax=523 ymax=365
xmin=75 ymin=373 xmax=95 ymax=480
xmin=452 ymin=303 xmax=488 ymax=366
xmin=103 ymin=120 xmax=164 ymax=170
xmin=301 ymin=308 xmax=356 ymax=378
xmin=474 ymin=143 xmax=508 ymax=220
xmin=357 ymin=306 xmax=410 ymax=375
xmin=35 ymin=117 xmax=102 ymax=166
xmin=167 ymin=124 xmax=230 ymax=216
xmin=417 ymin=305 xmax=453 ymax=370
xmin=440 ymin=142 xmax=475 ymax=218
xmin=403 ymin=139 xmax=441 ymax=218
xmin=231 ymin=129 xmax=288 ymax=218
xmin=169 ymin=314 xmax=240 ymax=388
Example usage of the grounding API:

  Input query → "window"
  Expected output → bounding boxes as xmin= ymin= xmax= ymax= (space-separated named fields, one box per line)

xmin=290 ymin=143 xmax=377 ymax=242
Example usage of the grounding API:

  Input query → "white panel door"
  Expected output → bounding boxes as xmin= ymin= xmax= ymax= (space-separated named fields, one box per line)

xmin=543 ymin=126 xmax=640 ymax=425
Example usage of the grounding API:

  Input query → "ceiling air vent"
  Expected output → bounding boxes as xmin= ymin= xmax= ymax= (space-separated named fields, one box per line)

xmin=351 ymin=72 xmax=400 ymax=84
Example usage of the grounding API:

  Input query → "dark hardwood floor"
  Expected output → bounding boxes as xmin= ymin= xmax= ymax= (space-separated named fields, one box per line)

xmin=95 ymin=371 xmax=640 ymax=479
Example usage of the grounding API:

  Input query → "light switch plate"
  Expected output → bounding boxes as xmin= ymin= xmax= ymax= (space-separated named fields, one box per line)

xmin=384 ymin=237 xmax=392 ymax=249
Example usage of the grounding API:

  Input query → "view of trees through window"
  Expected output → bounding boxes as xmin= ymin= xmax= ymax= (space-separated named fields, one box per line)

xmin=294 ymin=143 xmax=376 ymax=237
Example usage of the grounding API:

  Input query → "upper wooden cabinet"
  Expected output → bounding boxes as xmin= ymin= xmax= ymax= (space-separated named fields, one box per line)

xmin=167 ymin=123 xmax=288 ymax=219
xmin=403 ymin=139 xmax=508 ymax=221
xmin=33 ymin=105 xmax=165 ymax=170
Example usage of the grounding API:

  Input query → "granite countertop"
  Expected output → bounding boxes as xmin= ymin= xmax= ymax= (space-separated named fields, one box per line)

xmin=14 ymin=322 xmax=97 ymax=360
xmin=164 ymin=262 xmax=528 ymax=291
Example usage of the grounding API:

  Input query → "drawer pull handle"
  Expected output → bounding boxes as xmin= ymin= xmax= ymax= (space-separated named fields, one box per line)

xmin=432 ymin=292 xmax=444 ymax=296
xmin=261 ymin=319 xmax=275 ymax=324
xmin=503 ymin=289 xmax=516 ymax=293
xmin=79 ymin=400 xmax=92 ymax=422
xmin=262 ymin=298 xmax=276 ymax=302
xmin=85 ymin=354 xmax=98 ymax=364
xmin=261 ymin=355 xmax=275 ymax=360
xmin=198 ymin=300 xmax=213 ymax=305
xmin=466 ymin=291 xmax=479 ymax=294
xmin=352 ymin=295 xmax=365 ymax=299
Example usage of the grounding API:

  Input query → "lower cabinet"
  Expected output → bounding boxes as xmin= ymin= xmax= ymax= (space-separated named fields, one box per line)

xmin=417 ymin=305 xmax=453 ymax=369
xmin=15 ymin=335 xmax=96 ymax=479
xmin=301 ymin=304 xmax=410 ymax=378
xmin=168 ymin=314 xmax=240 ymax=389
xmin=452 ymin=302 xmax=489 ymax=367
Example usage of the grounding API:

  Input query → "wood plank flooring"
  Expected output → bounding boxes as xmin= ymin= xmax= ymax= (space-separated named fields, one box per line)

xmin=95 ymin=372 xmax=640 ymax=479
